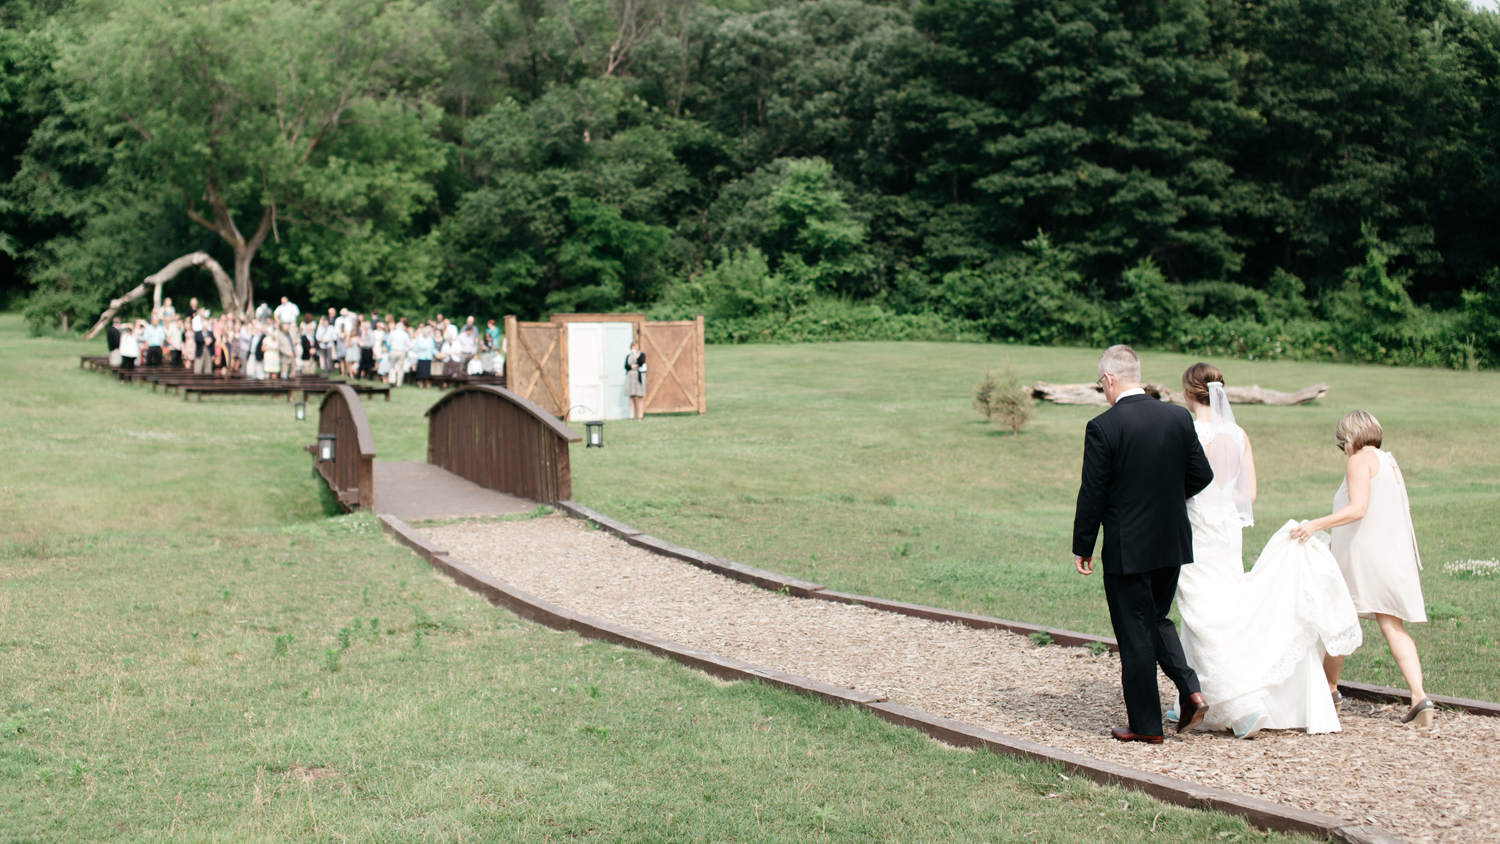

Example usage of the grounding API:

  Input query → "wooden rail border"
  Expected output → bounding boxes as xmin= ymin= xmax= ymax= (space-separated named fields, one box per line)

xmin=379 ymin=512 xmax=1404 ymax=844
xmin=554 ymin=501 xmax=1500 ymax=720
xmin=425 ymin=385 xmax=580 ymax=505
xmin=311 ymin=385 xmax=376 ymax=511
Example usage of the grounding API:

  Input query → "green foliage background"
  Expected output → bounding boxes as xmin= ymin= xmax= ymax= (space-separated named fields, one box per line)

xmin=4 ymin=0 xmax=1500 ymax=365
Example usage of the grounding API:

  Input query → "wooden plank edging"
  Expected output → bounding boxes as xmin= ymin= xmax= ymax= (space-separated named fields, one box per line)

xmin=377 ymin=511 xmax=1407 ymax=844
xmin=553 ymin=502 xmax=1500 ymax=720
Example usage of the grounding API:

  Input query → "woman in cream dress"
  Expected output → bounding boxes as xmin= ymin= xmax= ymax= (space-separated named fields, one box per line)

xmin=1291 ymin=410 xmax=1434 ymax=725
xmin=1173 ymin=364 xmax=1362 ymax=739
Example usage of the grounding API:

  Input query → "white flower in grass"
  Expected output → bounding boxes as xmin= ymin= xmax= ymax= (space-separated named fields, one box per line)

xmin=1441 ymin=559 xmax=1500 ymax=578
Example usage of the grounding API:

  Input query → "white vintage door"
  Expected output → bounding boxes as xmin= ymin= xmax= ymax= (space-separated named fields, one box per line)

xmin=602 ymin=322 xmax=634 ymax=420
xmin=567 ymin=323 xmax=604 ymax=421
xmin=566 ymin=322 xmax=634 ymax=421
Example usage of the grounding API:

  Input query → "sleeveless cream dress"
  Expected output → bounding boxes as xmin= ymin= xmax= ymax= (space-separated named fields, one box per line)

xmin=1331 ymin=449 xmax=1426 ymax=622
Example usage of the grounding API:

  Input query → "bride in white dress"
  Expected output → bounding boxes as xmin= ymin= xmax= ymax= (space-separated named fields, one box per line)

xmin=1173 ymin=364 xmax=1363 ymax=738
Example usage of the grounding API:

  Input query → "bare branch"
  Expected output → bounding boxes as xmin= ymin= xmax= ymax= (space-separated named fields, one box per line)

xmin=83 ymin=252 xmax=235 ymax=339
xmin=119 ymin=111 xmax=155 ymax=141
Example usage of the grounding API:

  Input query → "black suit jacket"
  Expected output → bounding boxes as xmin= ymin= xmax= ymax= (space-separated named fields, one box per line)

xmin=1072 ymin=394 xmax=1215 ymax=575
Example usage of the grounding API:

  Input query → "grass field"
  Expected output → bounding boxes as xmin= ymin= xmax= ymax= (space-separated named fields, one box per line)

xmin=0 ymin=314 xmax=1315 ymax=842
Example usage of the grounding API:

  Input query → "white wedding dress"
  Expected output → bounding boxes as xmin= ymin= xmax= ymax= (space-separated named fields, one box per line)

xmin=1176 ymin=389 xmax=1363 ymax=736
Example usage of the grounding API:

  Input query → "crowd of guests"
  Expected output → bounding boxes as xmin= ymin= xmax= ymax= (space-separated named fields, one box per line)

xmin=105 ymin=297 xmax=506 ymax=388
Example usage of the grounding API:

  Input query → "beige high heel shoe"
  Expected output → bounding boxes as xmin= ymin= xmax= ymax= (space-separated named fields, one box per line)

xmin=1401 ymin=698 xmax=1435 ymax=726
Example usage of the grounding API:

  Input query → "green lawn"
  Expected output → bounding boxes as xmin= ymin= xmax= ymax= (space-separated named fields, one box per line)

xmin=0 ymin=314 xmax=1314 ymax=842
xmin=563 ymin=342 xmax=1500 ymax=703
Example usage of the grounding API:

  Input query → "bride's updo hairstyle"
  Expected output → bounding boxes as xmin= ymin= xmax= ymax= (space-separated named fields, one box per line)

xmin=1335 ymin=410 xmax=1383 ymax=455
xmin=1182 ymin=362 xmax=1224 ymax=406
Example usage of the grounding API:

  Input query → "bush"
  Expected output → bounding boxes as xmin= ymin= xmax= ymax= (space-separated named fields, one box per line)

xmin=1115 ymin=258 xmax=1186 ymax=347
xmin=696 ymin=298 xmax=982 ymax=344
xmin=1462 ymin=268 xmax=1500 ymax=366
xmin=937 ymin=232 xmax=1108 ymax=346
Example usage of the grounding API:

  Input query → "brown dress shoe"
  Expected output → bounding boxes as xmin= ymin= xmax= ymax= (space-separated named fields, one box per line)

xmin=1110 ymin=727 xmax=1164 ymax=744
xmin=1177 ymin=692 xmax=1208 ymax=733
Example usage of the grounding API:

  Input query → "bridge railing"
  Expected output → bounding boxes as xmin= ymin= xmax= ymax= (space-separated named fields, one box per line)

xmin=426 ymin=385 xmax=580 ymax=504
xmin=313 ymin=384 xmax=376 ymax=511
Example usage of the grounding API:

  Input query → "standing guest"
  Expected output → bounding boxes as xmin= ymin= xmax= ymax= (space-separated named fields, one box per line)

xmin=214 ymin=316 xmax=232 ymax=376
xmin=254 ymin=300 xmax=272 ymax=322
xmin=1290 ymin=411 xmax=1435 ymax=726
xmin=298 ymin=314 xmax=317 ymax=373
xmin=412 ymin=325 xmax=436 ymax=387
xmin=316 ymin=316 xmax=337 ymax=372
xmin=625 ymin=341 xmax=647 ymax=420
xmin=107 ymin=317 xmax=123 ymax=369
xmin=438 ymin=332 xmax=461 ymax=377
xmin=192 ymin=307 xmax=211 ymax=374
xmin=343 ymin=319 xmax=362 ymax=378
xmin=358 ymin=319 xmax=376 ymax=380
xmin=234 ymin=319 xmax=251 ymax=376
xmin=143 ymin=315 xmax=166 ymax=367
xmin=457 ymin=321 xmax=477 ymax=371
xmin=274 ymin=296 xmax=300 ymax=328
xmin=1072 ymin=345 xmax=1215 ymax=743
xmin=160 ymin=297 xmax=176 ymax=321
xmin=117 ymin=320 xmax=140 ymax=381
xmin=181 ymin=316 xmax=196 ymax=371
xmin=387 ymin=319 xmax=411 ymax=387
xmin=166 ymin=317 xmax=184 ymax=368
xmin=277 ymin=324 xmax=296 ymax=379
xmin=482 ymin=319 xmax=499 ymax=372
xmin=198 ymin=315 xmax=216 ymax=376
xmin=250 ymin=321 xmax=268 ymax=380
xmin=262 ymin=321 xmax=281 ymax=379
xmin=374 ymin=323 xmax=391 ymax=382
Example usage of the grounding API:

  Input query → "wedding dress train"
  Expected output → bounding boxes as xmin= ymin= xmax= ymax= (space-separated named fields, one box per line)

xmin=1177 ymin=404 xmax=1363 ymax=735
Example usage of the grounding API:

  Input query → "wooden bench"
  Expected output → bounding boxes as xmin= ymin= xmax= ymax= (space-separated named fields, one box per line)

xmin=181 ymin=382 xmax=390 ymax=403
xmin=428 ymin=374 xmax=508 ymax=390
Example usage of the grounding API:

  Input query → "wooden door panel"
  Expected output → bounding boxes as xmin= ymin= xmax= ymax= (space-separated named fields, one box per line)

xmin=504 ymin=317 xmax=567 ymax=417
xmin=641 ymin=317 xmax=704 ymax=415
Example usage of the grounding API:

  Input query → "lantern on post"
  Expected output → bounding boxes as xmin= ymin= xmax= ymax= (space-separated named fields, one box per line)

xmin=294 ymin=400 xmax=306 ymax=421
xmin=317 ymin=433 xmax=336 ymax=462
xmin=584 ymin=420 xmax=604 ymax=448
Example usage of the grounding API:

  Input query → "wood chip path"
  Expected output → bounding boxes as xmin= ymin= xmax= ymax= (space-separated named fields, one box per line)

xmin=426 ymin=515 xmax=1500 ymax=844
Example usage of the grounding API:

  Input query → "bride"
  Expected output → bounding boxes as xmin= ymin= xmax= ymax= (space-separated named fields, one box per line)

xmin=1172 ymin=363 xmax=1362 ymax=738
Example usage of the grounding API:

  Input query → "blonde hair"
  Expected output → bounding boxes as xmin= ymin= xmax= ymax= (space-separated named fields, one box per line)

xmin=1335 ymin=410 xmax=1383 ymax=454
xmin=1097 ymin=344 xmax=1141 ymax=384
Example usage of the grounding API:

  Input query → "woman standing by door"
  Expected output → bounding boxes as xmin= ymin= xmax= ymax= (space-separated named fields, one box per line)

xmin=625 ymin=341 xmax=646 ymax=420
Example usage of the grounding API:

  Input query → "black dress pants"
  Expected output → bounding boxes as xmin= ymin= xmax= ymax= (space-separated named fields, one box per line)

xmin=1102 ymin=566 xmax=1200 ymax=736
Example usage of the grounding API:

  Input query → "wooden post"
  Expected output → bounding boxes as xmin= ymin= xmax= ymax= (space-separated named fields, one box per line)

xmin=695 ymin=314 xmax=706 ymax=415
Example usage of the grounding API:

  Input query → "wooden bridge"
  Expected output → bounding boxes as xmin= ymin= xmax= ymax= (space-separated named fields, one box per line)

xmin=311 ymin=383 xmax=580 ymax=521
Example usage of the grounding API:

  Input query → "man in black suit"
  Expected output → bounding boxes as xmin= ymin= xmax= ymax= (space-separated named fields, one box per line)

xmin=1073 ymin=345 xmax=1215 ymax=744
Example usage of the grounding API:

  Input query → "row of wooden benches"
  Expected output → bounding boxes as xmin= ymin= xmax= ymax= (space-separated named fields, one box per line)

xmin=80 ymin=356 xmax=506 ymax=401
xmin=80 ymin=356 xmax=391 ymax=402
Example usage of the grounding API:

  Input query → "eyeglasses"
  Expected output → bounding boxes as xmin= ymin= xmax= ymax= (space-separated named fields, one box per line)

xmin=1097 ymin=374 xmax=1111 ymax=389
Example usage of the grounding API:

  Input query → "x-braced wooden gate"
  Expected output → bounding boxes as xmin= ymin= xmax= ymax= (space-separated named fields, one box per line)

xmin=640 ymin=316 xmax=706 ymax=415
xmin=503 ymin=316 xmax=568 ymax=417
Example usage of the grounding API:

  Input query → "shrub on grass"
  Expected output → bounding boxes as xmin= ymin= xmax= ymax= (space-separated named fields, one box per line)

xmin=973 ymin=370 xmax=1000 ymax=422
xmin=975 ymin=367 xmax=1035 ymax=435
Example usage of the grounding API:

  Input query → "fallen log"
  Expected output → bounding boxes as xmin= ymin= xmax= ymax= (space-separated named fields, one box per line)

xmin=1030 ymin=381 xmax=1328 ymax=407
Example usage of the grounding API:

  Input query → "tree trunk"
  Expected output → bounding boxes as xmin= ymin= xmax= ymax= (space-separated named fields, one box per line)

xmin=1028 ymin=381 xmax=1330 ymax=407
xmin=83 ymin=251 xmax=235 ymax=339
xmin=185 ymin=185 xmax=274 ymax=318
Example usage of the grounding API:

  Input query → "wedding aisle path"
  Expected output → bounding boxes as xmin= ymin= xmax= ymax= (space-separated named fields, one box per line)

xmin=425 ymin=515 xmax=1500 ymax=844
